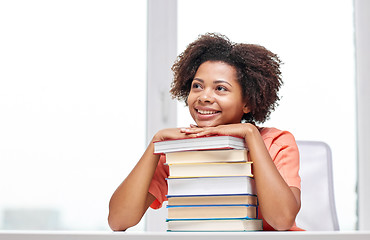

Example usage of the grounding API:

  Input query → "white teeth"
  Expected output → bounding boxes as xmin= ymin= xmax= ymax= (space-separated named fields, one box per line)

xmin=197 ymin=109 xmax=218 ymax=114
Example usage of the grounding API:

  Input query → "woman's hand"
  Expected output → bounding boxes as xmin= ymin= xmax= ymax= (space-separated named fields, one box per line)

xmin=180 ymin=123 xmax=256 ymax=139
xmin=153 ymin=127 xmax=199 ymax=142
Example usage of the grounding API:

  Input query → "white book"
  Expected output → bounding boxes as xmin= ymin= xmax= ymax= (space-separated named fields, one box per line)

xmin=166 ymin=194 xmax=258 ymax=206
xmin=167 ymin=176 xmax=256 ymax=196
xmin=154 ymin=135 xmax=246 ymax=154
xmin=167 ymin=219 xmax=263 ymax=231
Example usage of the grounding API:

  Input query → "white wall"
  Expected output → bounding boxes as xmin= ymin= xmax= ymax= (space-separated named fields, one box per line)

xmin=355 ymin=0 xmax=370 ymax=231
xmin=145 ymin=0 xmax=177 ymax=232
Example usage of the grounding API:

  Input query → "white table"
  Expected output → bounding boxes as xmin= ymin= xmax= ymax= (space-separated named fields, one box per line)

xmin=1 ymin=231 xmax=370 ymax=240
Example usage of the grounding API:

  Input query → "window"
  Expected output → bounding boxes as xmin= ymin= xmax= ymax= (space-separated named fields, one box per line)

xmin=0 ymin=0 xmax=147 ymax=230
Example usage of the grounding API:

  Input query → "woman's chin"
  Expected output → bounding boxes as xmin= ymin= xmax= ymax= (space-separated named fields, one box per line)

xmin=194 ymin=121 xmax=218 ymax=128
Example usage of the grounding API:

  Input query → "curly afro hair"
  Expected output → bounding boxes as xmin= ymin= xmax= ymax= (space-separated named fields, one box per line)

xmin=170 ymin=33 xmax=283 ymax=124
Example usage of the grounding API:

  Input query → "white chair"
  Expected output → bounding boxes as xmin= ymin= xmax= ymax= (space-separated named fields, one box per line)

xmin=296 ymin=140 xmax=340 ymax=231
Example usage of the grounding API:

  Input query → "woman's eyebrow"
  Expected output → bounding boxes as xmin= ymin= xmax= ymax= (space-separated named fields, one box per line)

xmin=193 ymin=78 xmax=204 ymax=82
xmin=214 ymin=80 xmax=232 ymax=87
xmin=193 ymin=78 xmax=232 ymax=87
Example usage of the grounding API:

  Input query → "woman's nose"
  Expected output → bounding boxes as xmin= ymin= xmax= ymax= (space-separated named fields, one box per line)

xmin=198 ymin=90 xmax=215 ymax=103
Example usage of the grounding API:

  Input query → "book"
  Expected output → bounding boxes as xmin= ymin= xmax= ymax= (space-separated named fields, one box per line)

xmin=167 ymin=204 xmax=257 ymax=219
xmin=154 ymin=135 xmax=246 ymax=154
xmin=167 ymin=162 xmax=253 ymax=178
xmin=167 ymin=176 xmax=256 ymax=196
xmin=167 ymin=218 xmax=263 ymax=231
xmin=166 ymin=194 xmax=258 ymax=206
xmin=165 ymin=149 xmax=248 ymax=164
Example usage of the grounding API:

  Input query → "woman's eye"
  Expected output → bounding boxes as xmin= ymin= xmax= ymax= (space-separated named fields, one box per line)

xmin=216 ymin=86 xmax=227 ymax=91
xmin=192 ymin=83 xmax=202 ymax=89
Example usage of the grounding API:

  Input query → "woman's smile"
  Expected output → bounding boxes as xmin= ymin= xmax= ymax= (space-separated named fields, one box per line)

xmin=196 ymin=108 xmax=221 ymax=115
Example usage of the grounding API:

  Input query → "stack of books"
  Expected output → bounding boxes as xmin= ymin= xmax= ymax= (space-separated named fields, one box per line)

xmin=154 ymin=135 xmax=262 ymax=232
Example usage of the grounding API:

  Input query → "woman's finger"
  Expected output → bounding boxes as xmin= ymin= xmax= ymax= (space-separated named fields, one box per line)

xmin=180 ymin=127 xmax=204 ymax=134
xmin=195 ymin=128 xmax=219 ymax=137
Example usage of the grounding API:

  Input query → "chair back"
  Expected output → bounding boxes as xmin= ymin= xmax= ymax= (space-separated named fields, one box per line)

xmin=296 ymin=140 xmax=339 ymax=230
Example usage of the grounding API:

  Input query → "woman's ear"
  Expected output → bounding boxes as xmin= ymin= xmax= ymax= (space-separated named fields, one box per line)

xmin=243 ymin=104 xmax=250 ymax=114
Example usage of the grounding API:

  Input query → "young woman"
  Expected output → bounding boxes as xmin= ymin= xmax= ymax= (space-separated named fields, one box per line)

xmin=108 ymin=33 xmax=302 ymax=231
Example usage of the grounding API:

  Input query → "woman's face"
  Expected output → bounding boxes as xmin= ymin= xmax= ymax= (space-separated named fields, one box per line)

xmin=187 ymin=61 xmax=250 ymax=127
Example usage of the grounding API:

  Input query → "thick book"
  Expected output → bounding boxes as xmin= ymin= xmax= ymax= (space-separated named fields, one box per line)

xmin=167 ymin=218 xmax=263 ymax=232
xmin=166 ymin=194 xmax=258 ymax=206
xmin=165 ymin=149 xmax=248 ymax=164
xmin=167 ymin=162 xmax=253 ymax=178
xmin=154 ymin=135 xmax=246 ymax=154
xmin=166 ymin=176 xmax=256 ymax=196
xmin=167 ymin=204 xmax=257 ymax=219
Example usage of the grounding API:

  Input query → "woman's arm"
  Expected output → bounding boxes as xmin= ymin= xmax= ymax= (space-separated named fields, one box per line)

xmin=108 ymin=140 xmax=160 ymax=231
xmin=181 ymin=123 xmax=301 ymax=230
xmin=244 ymin=126 xmax=301 ymax=230
xmin=108 ymin=128 xmax=197 ymax=231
